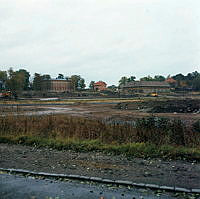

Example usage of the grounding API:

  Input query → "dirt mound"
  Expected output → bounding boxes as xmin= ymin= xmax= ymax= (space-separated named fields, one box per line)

xmin=115 ymin=99 xmax=200 ymax=113
xmin=150 ymin=99 xmax=200 ymax=113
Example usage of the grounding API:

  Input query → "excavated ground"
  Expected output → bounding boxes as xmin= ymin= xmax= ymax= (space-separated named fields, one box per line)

xmin=1 ymin=99 xmax=200 ymax=189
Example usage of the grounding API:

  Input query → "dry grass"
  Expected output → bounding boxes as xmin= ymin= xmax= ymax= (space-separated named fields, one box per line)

xmin=0 ymin=114 xmax=199 ymax=148
xmin=0 ymin=114 xmax=200 ymax=160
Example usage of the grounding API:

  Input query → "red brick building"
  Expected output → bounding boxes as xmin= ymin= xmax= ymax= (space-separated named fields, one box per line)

xmin=165 ymin=77 xmax=176 ymax=84
xmin=93 ymin=81 xmax=107 ymax=91
xmin=41 ymin=79 xmax=72 ymax=92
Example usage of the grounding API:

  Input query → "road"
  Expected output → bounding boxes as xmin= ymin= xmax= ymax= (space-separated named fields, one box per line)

xmin=0 ymin=173 xmax=181 ymax=199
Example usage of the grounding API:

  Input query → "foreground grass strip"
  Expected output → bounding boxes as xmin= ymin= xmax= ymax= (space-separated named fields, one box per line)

xmin=0 ymin=136 xmax=200 ymax=161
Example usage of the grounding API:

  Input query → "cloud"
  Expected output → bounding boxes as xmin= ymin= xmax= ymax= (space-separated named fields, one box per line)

xmin=0 ymin=0 xmax=200 ymax=85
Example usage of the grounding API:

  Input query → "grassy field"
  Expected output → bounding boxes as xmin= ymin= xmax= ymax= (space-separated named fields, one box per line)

xmin=0 ymin=114 xmax=199 ymax=161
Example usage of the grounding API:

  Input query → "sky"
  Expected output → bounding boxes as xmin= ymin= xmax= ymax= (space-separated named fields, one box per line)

xmin=0 ymin=0 xmax=200 ymax=86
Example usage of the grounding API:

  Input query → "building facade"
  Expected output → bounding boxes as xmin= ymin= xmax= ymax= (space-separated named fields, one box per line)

xmin=41 ymin=79 xmax=72 ymax=92
xmin=93 ymin=81 xmax=107 ymax=91
xmin=121 ymin=81 xmax=170 ymax=93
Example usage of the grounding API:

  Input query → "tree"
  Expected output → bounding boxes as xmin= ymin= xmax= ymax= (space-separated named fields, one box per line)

xmin=33 ymin=73 xmax=43 ymax=91
xmin=6 ymin=68 xmax=26 ymax=92
xmin=0 ymin=70 xmax=8 ymax=83
xmin=17 ymin=69 xmax=30 ymax=90
xmin=70 ymin=75 xmax=86 ymax=91
xmin=42 ymin=74 xmax=51 ymax=80
xmin=127 ymin=76 xmax=136 ymax=82
xmin=172 ymin=73 xmax=186 ymax=88
xmin=119 ymin=76 xmax=128 ymax=86
xmin=79 ymin=78 xmax=86 ymax=89
xmin=71 ymin=75 xmax=80 ymax=91
xmin=192 ymin=75 xmax=200 ymax=91
xmin=57 ymin=74 xmax=64 ymax=79
xmin=89 ymin=81 xmax=95 ymax=90
xmin=154 ymin=75 xmax=165 ymax=81
xmin=172 ymin=73 xmax=185 ymax=81
xmin=140 ymin=75 xmax=153 ymax=81
xmin=107 ymin=85 xmax=117 ymax=91
xmin=32 ymin=73 xmax=51 ymax=91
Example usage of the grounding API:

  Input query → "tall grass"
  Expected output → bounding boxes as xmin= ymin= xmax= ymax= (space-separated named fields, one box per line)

xmin=0 ymin=114 xmax=199 ymax=148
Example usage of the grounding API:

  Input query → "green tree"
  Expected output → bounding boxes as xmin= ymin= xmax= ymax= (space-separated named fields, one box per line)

xmin=33 ymin=73 xmax=43 ymax=91
xmin=172 ymin=73 xmax=185 ymax=81
xmin=6 ymin=68 xmax=26 ymax=91
xmin=119 ymin=76 xmax=128 ymax=86
xmin=42 ymin=74 xmax=51 ymax=80
xmin=172 ymin=73 xmax=186 ymax=88
xmin=17 ymin=69 xmax=30 ymax=90
xmin=57 ymin=74 xmax=64 ymax=79
xmin=71 ymin=75 xmax=80 ymax=91
xmin=0 ymin=70 xmax=8 ymax=83
xmin=154 ymin=75 xmax=165 ymax=81
xmin=32 ymin=73 xmax=51 ymax=91
xmin=79 ymin=78 xmax=86 ymax=89
xmin=140 ymin=75 xmax=153 ymax=81
xmin=107 ymin=85 xmax=117 ymax=91
xmin=127 ymin=76 xmax=136 ymax=82
xmin=70 ymin=75 xmax=85 ymax=91
xmin=89 ymin=81 xmax=95 ymax=90
xmin=192 ymin=75 xmax=200 ymax=91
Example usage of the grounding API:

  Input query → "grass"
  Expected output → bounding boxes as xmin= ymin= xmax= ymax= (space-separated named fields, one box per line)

xmin=0 ymin=113 xmax=199 ymax=160
xmin=0 ymin=135 xmax=200 ymax=161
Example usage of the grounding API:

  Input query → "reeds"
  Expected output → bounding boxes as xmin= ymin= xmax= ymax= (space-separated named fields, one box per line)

xmin=0 ymin=114 xmax=199 ymax=148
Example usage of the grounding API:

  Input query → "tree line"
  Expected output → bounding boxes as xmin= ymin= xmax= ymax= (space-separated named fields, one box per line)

xmin=118 ymin=71 xmax=200 ymax=91
xmin=1 ymin=67 xmax=200 ymax=92
xmin=0 ymin=68 xmax=86 ymax=92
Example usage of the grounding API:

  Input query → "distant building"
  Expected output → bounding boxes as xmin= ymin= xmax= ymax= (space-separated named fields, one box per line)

xmin=165 ymin=77 xmax=176 ymax=84
xmin=93 ymin=81 xmax=107 ymax=91
xmin=41 ymin=79 xmax=72 ymax=93
xmin=120 ymin=81 xmax=170 ymax=93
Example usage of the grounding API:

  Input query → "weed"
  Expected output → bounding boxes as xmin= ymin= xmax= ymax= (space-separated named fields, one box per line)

xmin=0 ymin=114 xmax=199 ymax=160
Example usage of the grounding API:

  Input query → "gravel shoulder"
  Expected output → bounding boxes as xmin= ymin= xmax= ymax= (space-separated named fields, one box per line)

xmin=0 ymin=143 xmax=199 ymax=189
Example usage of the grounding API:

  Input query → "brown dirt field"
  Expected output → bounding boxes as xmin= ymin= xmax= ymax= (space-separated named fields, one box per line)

xmin=57 ymin=103 xmax=200 ymax=125
xmin=1 ymin=101 xmax=200 ymax=124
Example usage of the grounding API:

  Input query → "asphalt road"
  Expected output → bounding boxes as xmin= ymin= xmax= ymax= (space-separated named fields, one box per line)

xmin=0 ymin=174 xmax=184 ymax=199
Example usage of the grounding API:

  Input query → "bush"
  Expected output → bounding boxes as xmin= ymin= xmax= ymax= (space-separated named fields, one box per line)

xmin=192 ymin=120 xmax=200 ymax=132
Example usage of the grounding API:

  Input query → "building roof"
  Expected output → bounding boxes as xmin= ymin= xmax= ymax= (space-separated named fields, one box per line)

xmin=165 ymin=77 xmax=176 ymax=84
xmin=122 ymin=81 xmax=170 ymax=88
xmin=94 ymin=81 xmax=107 ymax=86
xmin=43 ymin=78 xmax=70 ymax=81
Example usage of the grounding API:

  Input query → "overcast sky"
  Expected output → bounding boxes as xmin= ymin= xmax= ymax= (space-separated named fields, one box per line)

xmin=0 ymin=0 xmax=200 ymax=86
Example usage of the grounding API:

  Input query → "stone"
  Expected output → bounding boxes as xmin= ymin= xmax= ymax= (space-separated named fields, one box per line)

xmin=115 ymin=180 xmax=132 ymax=185
xmin=175 ymin=187 xmax=191 ymax=193
xmin=145 ymin=184 xmax=160 ymax=189
xmin=191 ymin=189 xmax=200 ymax=193
xmin=90 ymin=177 xmax=103 ymax=182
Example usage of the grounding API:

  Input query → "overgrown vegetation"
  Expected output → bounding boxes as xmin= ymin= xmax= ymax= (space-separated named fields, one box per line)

xmin=0 ymin=114 xmax=199 ymax=160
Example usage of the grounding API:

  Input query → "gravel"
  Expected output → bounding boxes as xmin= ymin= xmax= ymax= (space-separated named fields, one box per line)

xmin=0 ymin=143 xmax=200 ymax=189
